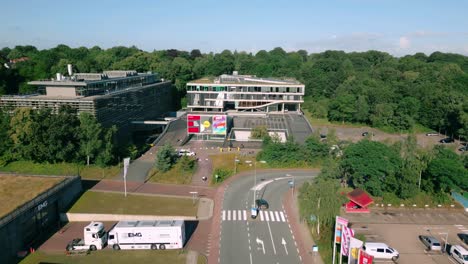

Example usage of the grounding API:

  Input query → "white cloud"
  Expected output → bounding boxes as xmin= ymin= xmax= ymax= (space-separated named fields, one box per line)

xmin=399 ymin=36 xmax=411 ymax=49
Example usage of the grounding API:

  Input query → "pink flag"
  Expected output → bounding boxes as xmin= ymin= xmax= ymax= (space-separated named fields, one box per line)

xmin=341 ymin=225 xmax=355 ymax=256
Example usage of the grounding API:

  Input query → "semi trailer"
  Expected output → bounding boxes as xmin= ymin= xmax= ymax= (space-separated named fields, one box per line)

xmin=107 ymin=220 xmax=185 ymax=250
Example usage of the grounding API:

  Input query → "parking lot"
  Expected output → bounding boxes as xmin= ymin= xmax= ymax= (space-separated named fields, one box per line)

xmin=346 ymin=210 xmax=468 ymax=264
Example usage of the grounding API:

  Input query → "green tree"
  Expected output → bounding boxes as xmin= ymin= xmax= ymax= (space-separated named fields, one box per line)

xmin=78 ymin=113 xmax=103 ymax=165
xmin=299 ymin=179 xmax=345 ymax=235
xmin=96 ymin=126 xmax=117 ymax=166
xmin=341 ymin=140 xmax=402 ymax=196
xmin=250 ymin=125 xmax=268 ymax=139
xmin=155 ymin=144 xmax=176 ymax=172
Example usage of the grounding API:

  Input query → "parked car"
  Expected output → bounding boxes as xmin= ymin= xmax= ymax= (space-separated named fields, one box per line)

xmin=426 ymin=132 xmax=439 ymax=136
xmin=440 ymin=138 xmax=455 ymax=143
xmin=419 ymin=235 xmax=442 ymax=251
xmin=363 ymin=242 xmax=399 ymax=261
xmin=459 ymin=146 xmax=468 ymax=152
xmin=362 ymin=131 xmax=375 ymax=137
xmin=449 ymin=244 xmax=468 ymax=264
xmin=177 ymin=149 xmax=196 ymax=157
xmin=255 ymin=199 xmax=269 ymax=210
xmin=458 ymin=233 xmax=468 ymax=245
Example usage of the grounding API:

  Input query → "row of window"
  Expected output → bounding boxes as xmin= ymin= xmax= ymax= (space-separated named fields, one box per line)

xmin=187 ymin=85 xmax=303 ymax=93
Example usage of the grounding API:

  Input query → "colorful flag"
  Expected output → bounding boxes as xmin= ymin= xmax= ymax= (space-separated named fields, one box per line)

xmin=348 ymin=237 xmax=363 ymax=264
xmin=334 ymin=216 xmax=349 ymax=244
xmin=358 ymin=249 xmax=374 ymax=264
xmin=341 ymin=226 xmax=354 ymax=256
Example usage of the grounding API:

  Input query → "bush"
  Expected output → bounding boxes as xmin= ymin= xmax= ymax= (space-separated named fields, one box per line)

xmin=212 ymin=168 xmax=233 ymax=184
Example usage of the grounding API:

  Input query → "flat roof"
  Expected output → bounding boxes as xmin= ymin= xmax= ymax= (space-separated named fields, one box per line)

xmin=28 ymin=72 xmax=154 ymax=87
xmin=188 ymin=74 xmax=303 ymax=86
xmin=0 ymin=175 xmax=65 ymax=218
xmin=116 ymin=220 xmax=184 ymax=228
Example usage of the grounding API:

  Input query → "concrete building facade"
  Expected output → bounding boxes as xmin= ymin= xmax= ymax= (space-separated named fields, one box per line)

xmin=186 ymin=72 xmax=304 ymax=113
xmin=0 ymin=70 xmax=176 ymax=138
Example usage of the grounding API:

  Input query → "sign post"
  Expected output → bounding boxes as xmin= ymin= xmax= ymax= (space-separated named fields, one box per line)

xmin=123 ymin=157 xmax=130 ymax=197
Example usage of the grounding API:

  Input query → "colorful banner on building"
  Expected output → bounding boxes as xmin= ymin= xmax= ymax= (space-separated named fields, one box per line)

xmin=341 ymin=225 xmax=354 ymax=256
xmin=334 ymin=216 xmax=349 ymax=244
xmin=358 ymin=249 xmax=374 ymax=264
xmin=212 ymin=115 xmax=227 ymax=134
xmin=187 ymin=114 xmax=227 ymax=135
xmin=348 ymin=237 xmax=363 ymax=264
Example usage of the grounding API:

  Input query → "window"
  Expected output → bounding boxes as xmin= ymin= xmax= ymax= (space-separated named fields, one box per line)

xmin=109 ymin=235 xmax=114 ymax=240
xmin=386 ymin=249 xmax=393 ymax=253
xmin=377 ymin=249 xmax=384 ymax=253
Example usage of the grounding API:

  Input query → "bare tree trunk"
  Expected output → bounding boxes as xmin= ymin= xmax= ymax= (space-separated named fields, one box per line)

xmin=87 ymin=155 xmax=90 ymax=166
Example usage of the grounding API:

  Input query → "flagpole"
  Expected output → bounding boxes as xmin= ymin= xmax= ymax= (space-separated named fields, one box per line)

xmin=332 ymin=220 xmax=337 ymax=264
xmin=339 ymin=240 xmax=343 ymax=264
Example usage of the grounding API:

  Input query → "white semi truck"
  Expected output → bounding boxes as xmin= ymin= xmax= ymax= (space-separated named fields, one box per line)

xmin=107 ymin=220 xmax=185 ymax=250
xmin=66 ymin=222 xmax=107 ymax=251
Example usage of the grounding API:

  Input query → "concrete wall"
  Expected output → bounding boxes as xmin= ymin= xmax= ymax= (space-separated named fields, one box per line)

xmin=61 ymin=213 xmax=196 ymax=222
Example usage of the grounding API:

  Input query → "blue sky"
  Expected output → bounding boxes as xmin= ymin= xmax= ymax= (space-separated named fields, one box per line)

xmin=1 ymin=0 xmax=467 ymax=56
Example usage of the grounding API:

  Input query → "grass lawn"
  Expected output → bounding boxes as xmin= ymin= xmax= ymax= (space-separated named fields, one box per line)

xmin=210 ymin=153 xmax=265 ymax=173
xmin=20 ymin=249 xmax=187 ymax=264
xmin=146 ymin=161 xmax=194 ymax=184
xmin=0 ymin=175 xmax=64 ymax=218
xmin=0 ymin=161 xmax=121 ymax=180
xmin=68 ymin=191 xmax=198 ymax=216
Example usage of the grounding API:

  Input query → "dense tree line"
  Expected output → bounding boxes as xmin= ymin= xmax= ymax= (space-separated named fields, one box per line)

xmin=1 ymin=45 xmax=467 ymax=139
xmin=0 ymin=106 xmax=116 ymax=166
xmin=260 ymin=132 xmax=467 ymax=198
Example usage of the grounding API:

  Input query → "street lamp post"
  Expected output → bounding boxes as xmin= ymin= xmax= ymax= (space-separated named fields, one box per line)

xmin=189 ymin=191 xmax=198 ymax=206
xmin=234 ymin=156 xmax=240 ymax=174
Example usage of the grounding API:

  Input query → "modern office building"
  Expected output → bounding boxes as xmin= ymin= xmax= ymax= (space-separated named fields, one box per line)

xmin=0 ymin=70 xmax=176 ymax=138
xmin=186 ymin=72 xmax=305 ymax=112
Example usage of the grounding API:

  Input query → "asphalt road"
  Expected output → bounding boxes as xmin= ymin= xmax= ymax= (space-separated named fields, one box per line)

xmin=219 ymin=171 xmax=318 ymax=264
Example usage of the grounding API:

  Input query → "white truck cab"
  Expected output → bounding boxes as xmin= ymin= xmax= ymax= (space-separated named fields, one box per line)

xmin=66 ymin=221 xmax=107 ymax=251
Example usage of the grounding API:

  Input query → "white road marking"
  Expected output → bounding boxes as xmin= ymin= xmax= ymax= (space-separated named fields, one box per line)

xmin=222 ymin=210 xmax=226 ymax=221
xmin=249 ymin=253 xmax=253 ymax=264
xmin=228 ymin=210 xmax=231 ymax=221
xmin=280 ymin=212 xmax=286 ymax=222
xmin=275 ymin=211 xmax=280 ymax=222
xmin=265 ymin=211 xmax=270 ymax=221
xmin=243 ymin=210 xmax=247 ymax=221
xmin=260 ymin=211 xmax=264 ymax=221
xmin=270 ymin=211 xmax=276 ymax=222
xmin=281 ymin=237 xmax=288 ymax=255
xmin=233 ymin=210 xmax=237 ymax=221
xmin=267 ymin=221 xmax=277 ymax=255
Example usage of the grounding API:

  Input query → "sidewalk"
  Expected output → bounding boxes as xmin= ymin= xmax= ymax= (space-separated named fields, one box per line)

xmin=283 ymin=189 xmax=324 ymax=264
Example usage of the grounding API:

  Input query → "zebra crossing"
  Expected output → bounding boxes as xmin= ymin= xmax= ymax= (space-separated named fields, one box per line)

xmin=222 ymin=209 xmax=287 ymax=222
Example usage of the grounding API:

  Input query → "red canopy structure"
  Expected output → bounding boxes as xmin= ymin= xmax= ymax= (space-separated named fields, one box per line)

xmin=345 ymin=188 xmax=373 ymax=213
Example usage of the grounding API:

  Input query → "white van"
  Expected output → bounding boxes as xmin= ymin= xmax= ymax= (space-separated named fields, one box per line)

xmin=363 ymin=242 xmax=399 ymax=261
xmin=450 ymin=245 xmax=468 ymax=264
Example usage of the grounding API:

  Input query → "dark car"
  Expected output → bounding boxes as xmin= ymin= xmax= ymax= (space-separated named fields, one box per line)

xmin=440 ymin=138 xmax=454 ymax=143
xmin=459 ymin=146 xmax=468 ymax=152
xmin=458 ymin=233 xmax=468 ymax=245
xmin=362 ymin=132 xmax=374 ymax=137
xmin=255 ymin=199 xmax=269 ymax=210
